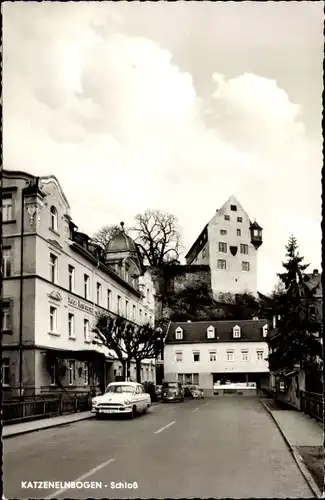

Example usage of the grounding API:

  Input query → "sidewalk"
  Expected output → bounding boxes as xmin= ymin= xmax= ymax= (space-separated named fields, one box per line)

xmin=2 ymin=401 xmax=161 ymax=439
xmin=260 ymin=398 xmax=324 ymax=498
xmin=3 ymin=411 xmax=95 ymax=439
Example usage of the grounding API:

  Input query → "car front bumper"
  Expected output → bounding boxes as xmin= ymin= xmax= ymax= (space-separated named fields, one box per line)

xmin=92 ymin=406 xmax=133 ymax=414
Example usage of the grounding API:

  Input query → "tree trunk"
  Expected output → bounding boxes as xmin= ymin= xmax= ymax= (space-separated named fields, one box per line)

xmin=123 ymin=359 xmax=131 ymax=381
xmin=136 ymin=359 xmax=141 ymax=383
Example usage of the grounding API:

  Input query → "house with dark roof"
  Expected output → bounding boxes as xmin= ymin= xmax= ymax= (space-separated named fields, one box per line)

xmin=164 ymin=319 xmax=270 ymax=395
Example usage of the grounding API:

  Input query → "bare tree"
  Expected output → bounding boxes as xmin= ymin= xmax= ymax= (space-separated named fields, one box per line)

xmin=92 ymin=210 xmax=181 ymax=269
xmin=92 ymin=223 xmax=131 ymax=252
xmin=134 ymin=210 xmax=181 ymax=268
xmin=92 ymin=314 xmax=164 ymax=382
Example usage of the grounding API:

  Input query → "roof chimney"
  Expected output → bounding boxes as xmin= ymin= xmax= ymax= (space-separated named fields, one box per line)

xmin=313 ymin=269 xmax=319 ymax=275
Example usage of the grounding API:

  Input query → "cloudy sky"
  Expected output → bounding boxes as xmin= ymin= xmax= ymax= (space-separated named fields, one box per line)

xmin=3 ymin=1 xmax=323 ymax=294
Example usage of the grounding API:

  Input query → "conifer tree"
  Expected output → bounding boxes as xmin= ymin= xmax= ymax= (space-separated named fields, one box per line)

xmin=268 ymin=236 xmax=322 ymax=372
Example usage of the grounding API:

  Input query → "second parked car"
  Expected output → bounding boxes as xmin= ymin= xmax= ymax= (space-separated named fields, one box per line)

xmin=161 ymin=381 xmax=184 ymax=402
xmin=184 ymin=385 xmax=204 ymax=399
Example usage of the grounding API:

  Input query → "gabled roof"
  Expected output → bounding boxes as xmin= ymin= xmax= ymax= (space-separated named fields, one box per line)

xmin=166 ymin=319 xmax=269 ymax=344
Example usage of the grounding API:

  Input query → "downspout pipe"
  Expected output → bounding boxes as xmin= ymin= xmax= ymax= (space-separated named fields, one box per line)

xmin=92 ymin=259 xmax=100 ymax=390
xmin=19 ymin=187 xmax=25 ymax=398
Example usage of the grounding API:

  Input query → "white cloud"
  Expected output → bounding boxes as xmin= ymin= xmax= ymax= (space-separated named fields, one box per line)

xmin=3 ymin=3 xmax=321 ymax=294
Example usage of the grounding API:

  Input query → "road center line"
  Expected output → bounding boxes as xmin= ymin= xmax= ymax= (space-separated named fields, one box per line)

xmin=192 ymin=407 xmax=200 ymax=412
xmin=45 ymin=458 xmax=115 ymax=499
xmin=154 ymin=420 xmax=176 ymax=435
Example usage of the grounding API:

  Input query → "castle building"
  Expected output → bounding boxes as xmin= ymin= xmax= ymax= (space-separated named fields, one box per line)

xmin=2 ymin=169 xmax=156 ymax=399
xmin=185 ymin=195 xmax=263 ymax=302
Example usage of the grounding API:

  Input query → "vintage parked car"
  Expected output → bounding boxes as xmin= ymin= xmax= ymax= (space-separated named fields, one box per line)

xmin=91 ymin=382 xmax=151 ymax=419
xmin=155 ymin=385 xmax=162 ymax=399
xmin=184 ymin=385 xmax=204 ymax=399
xmin=161 ymin=381 xmax=184 ymax=403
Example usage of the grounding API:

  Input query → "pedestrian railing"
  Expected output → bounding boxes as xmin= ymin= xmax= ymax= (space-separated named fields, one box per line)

xmin=300 ymin=390 xmax=323 ymax=422
xmin=3 ymin=393 xmax=91 ymax=425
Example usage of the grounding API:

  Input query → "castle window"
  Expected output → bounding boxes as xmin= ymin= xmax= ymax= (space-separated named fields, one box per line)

xmin=175 ymin=327 xmax=183 ymax=340
xmin=207 ymin=326 xmax=215 ymax=339
xmin=240 ymin=244 xmax=248 ymax=254
xmin=233 ymin=325 xmax=241 ymax=338
xmin=230 ymin=205 xmax=237 ymax=211
xmin=218 ymin=242 xmax=227 ymax=253
xmin=237 ymin=217 xmax=243 ymax=223
xmin=242 ymin=261 xmax=250 ymax=272
xmin=220 ymin=229 xmax=227 ymax=235
xmin=237 ymin=229 xmax=241 ymax=236
xmin=217 ymin=259 xmax=226 ymax=270
xmin=50 ymin=206 xmax=58 ymax=231
xmin=224 ymin=215 xmax=230 ymax=221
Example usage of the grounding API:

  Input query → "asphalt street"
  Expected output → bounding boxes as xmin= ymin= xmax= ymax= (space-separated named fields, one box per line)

xmin=4 ymin=397 xmax=314 ymax=499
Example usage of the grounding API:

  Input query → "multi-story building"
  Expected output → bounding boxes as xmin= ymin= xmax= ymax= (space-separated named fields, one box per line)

xmin=2 ymin=170 xmax=156 ymax=398
xmin=163 ymin=319 xmax=270 ymax=395
xmin=185 ymin=195 xmax=263 ymax=301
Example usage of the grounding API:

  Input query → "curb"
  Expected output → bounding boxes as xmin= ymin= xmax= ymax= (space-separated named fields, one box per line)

xmin=3 ymin=413 xmax=95 ymax=439
xmin=260 ymin=399 xmax=323 ymax=498
xmin=3 ymin=403 xmax=162 ymax=439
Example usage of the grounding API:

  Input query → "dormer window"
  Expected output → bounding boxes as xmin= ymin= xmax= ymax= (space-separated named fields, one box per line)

xmin=230 ymin=205 xmax=237 ymax=211
xmin=262 ymin=324 xmax=268 ymax=338
xmin=233 ymin=325 xmax=241 ymax=338
xmin=207 ymin=326 xmax=215 ymax=339
xmin=175 ymin=327 xmax=183 ymax=340
xmin=50 ymin=206 xmax=58 ymax=231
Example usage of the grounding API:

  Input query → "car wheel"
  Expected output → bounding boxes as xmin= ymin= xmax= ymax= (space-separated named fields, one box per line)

xmin=96 ymin=414 xmax=103 ymax=420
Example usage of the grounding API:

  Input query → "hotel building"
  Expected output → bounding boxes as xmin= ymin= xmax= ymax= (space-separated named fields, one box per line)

xmin=2 ymin=170 xmax=156 ymax=398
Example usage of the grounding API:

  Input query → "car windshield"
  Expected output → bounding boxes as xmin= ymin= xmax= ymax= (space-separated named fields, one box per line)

xmin=163 ymin=382 xmax=178 ymax=388
xmin=105 ymin=385 xmax=135 ymax=394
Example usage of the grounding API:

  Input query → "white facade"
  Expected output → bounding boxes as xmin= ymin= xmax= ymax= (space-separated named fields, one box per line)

xmin=2 ymin=170 xmax=156 ymax=395
xmin=164 ymin=341 xmax=269 ymax=391
xmin=186 ymin=195 xmax=262 ymax=301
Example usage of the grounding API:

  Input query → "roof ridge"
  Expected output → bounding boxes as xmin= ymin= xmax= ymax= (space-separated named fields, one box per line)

xmin=171 ymin=319 xmax=267 ymax=324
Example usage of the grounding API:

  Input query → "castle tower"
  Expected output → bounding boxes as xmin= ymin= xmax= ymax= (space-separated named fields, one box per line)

xmin=185 ymin=195 xmax=263 ymax=302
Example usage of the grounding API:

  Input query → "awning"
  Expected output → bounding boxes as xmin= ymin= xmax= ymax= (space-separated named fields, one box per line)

xmin=43 ymin=348 xmax=114 ymax=362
